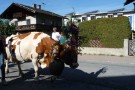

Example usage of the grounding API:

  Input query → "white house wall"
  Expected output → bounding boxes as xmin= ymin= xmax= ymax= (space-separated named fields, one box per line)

xmin=76 ymin=16 xmax=83 ymax=22
xmin=9 ymin=16 xmax=36 ymax=25
xmin=18 ymin=20 xmax=27 ymax=25
xmin=114 ymin=14 xmax=118 ymax=17
xmin=65 ymin=10 xmax=135 ymax=31
xmin=131 ymin=14 xmax=134 ymax=31
xmin=10 ymin=19 xmax=17 ymax=25
xmin=95 ymin=15 xmax=102 ymax=19
xmin=26 ymin=16 xmax=36 ymax=24
xmin=123 ymin=14 xmax=134 ymax=31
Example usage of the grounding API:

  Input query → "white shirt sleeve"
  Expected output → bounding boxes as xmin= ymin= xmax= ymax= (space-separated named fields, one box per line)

xmin=52 ymin=32 xmax=61 ymax=41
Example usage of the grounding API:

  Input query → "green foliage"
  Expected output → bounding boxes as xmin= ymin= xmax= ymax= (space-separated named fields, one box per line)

xmin=79 ymin=16 xmax=131 ymax=48
xmin=0 ymin=19 xmax=4 ymax=32
xmin=0 ymin=19 xmax=16 ymax=37
xmin=61 ymin=26 xmax=70 ymax=38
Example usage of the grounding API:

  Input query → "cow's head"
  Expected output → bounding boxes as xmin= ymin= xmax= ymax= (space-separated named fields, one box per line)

xmin=36 ymin=37 xmax=62 ymax=68
xmin=59 ymin=43 xmax=79 ymax=69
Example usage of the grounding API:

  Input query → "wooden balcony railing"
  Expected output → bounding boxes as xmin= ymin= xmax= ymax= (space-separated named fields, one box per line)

xmin=16 ymin=24 xmax=45 ymax=31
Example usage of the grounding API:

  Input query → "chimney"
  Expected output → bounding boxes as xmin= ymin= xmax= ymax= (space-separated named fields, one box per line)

xmin=38 ymin=5 xmax=41 ymax=10
xmin=32 ymin=4 xmax=37 ymax=9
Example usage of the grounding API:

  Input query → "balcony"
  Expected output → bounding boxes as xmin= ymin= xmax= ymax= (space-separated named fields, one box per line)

xmin=16 ymin=24 xmax=45 ymax=31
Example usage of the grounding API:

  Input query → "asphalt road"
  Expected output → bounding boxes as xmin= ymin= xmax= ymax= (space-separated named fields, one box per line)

xmin=0 ymin=55 xmax=135 ymax=90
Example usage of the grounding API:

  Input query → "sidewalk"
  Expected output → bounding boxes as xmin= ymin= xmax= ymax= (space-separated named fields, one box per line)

xmin=78 ymin=55 xmax=135 ymax=66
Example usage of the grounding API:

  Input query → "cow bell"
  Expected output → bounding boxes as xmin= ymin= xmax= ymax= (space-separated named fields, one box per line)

xmin=49 ymin=59 xmax=64 ymax=76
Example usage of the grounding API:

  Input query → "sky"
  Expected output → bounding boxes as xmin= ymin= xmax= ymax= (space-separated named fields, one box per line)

xmin=0 ymin=0 xmax=134 ymax=16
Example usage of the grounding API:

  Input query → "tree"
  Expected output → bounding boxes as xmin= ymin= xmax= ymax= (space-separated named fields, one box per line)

xmin=0 ymin=19 xmax=16 ymax=37
xmin=0 ymin=19 xmax=4 ymax=35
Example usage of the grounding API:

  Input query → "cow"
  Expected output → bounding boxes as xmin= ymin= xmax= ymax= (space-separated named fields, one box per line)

xmin=5 ymin=32 xmax=79 ymax=80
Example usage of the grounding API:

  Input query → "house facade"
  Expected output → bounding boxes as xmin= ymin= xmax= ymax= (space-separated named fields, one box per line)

xmin=0 ymin=3 xmax=64 ymax=33
xmin=64 ymin=8 xmax=135 ymax=39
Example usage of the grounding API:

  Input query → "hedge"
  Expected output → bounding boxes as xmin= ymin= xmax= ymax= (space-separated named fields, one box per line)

xmin=79 ymin=16 xmax=132 ymax=48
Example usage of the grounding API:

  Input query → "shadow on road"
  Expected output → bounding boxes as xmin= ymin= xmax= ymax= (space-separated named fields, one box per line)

xmin=0 ymin=65 xmax=135 ymax=90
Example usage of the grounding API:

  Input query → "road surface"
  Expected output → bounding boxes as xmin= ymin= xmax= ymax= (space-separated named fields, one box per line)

xmin=0 ymin=55 xmax=135 ymax=90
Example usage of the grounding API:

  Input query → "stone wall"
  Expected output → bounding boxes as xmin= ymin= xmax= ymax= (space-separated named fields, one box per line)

xmin=80 ymin=39 xmax=129 ymax=56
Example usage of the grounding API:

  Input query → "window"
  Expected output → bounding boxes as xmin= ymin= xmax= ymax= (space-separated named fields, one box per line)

xmin=91 ymin=16 xmax=96 ymax=20
xmin=57 ymin=21 xmax=62 ymax=26
xmin=108 ymin=15 xmax=113 ymax=18
xmin=77 ymin=19 xmax=81 ymax=22
xmin=118 ymin=14 xmax=123 ymax=17
xmin=41 ymin=19 xmax=45 ymax=25
xmin=14 ymin=21 xmax=18 ymax=26
xmin=45 ymin=19 xmax=52 ymax=25
xmin=26 ymin=19 xmax=30 ymax=25
xmin=82 ymin=17 xmax=87 ymax=21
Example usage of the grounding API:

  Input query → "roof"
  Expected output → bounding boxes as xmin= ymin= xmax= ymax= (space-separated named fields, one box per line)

xmin=124 ymin=0 xmax=135 ymax=5
xmin=0 ymin=3 xmax=64 ymax=18
xmin=81 ymin=9 xmax=134 ymax=16
xmin=84 ymin=10 xmax=99 ymax=14
xmin=107 ymin=8 xmax=125 ymax=13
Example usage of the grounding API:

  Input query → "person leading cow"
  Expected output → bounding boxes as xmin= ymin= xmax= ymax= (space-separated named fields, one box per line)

xmin=0 ymin=34 xmax=7 ymax=85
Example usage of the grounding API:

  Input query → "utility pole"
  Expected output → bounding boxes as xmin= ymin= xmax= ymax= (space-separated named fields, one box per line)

xmin=72 ymin=7 xmax=75 ymax=15
xmin=72 ymin=7 xmax=76 ymax=23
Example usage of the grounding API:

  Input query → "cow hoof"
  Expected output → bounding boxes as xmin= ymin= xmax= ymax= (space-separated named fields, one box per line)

xmin=51 ymin=76 xmax=57 ymax=83
xmin=5 ymin=70 xmax=9 ymax=74
xmin=19 ymin=73 xmax=25 ymax=78
xmin=34 ymin=77 xmax=39 ymax=81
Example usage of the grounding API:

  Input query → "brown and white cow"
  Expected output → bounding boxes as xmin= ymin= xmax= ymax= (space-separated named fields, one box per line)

xmin=5 ymin=32 xmax=79 ymax=80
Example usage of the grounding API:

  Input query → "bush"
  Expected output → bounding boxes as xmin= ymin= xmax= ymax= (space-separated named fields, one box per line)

xmin=79 ymin=16 xmax=131 ymax=48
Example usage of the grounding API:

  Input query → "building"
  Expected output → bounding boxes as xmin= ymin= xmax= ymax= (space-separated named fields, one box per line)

xmin=0 ymin=3 xmax=64 ymax=33
xmin=64 ymin=8 xmax=135 ymax=39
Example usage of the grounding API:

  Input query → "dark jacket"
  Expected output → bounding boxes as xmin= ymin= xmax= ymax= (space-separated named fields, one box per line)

xmin=0 ymin=35 xmax=7 ymax=60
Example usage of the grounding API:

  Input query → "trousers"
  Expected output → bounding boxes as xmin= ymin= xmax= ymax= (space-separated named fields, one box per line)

xmin=0 ymin=54 xmax=5 ymax=81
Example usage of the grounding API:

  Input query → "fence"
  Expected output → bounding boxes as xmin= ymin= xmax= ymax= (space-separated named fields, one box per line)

xmin=80 ymin=39 xmax=129 ymax=56
xmin=128 ymin=39 xmax=135 ymax=56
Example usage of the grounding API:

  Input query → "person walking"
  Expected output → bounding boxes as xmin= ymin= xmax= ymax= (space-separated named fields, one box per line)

xmin=0 ymin=34 xmax=7 ymax=85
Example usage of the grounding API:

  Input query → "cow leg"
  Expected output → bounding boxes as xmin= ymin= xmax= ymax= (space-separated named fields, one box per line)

xmin=32 ymin=59 xmax=39 ymax=81
xmin=5 ymin=59 xmax=9 ymax=74
xmin=16 ymin=61 xmax=24 ymax=77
